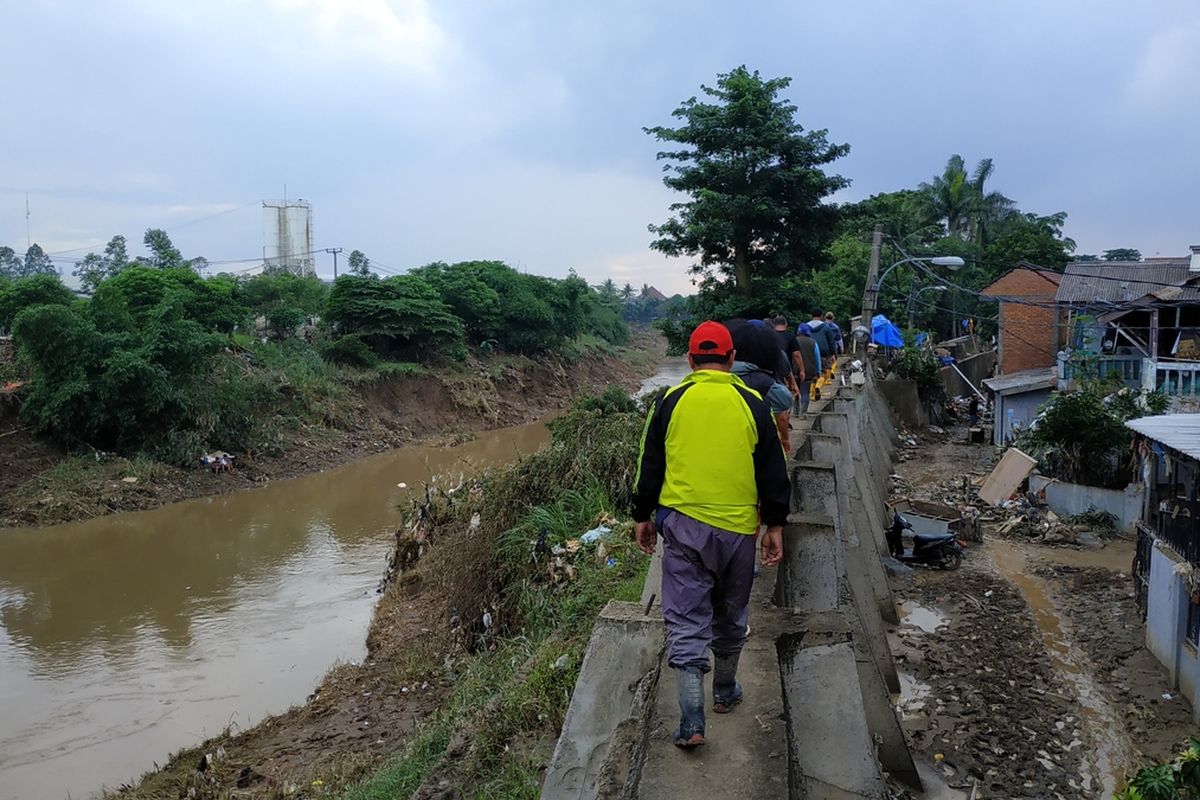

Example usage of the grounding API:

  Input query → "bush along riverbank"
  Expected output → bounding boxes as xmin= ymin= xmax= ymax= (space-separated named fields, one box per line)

xmin=0 ymin=333 xmax=661 ymax=527
xmin=0 ymin=257 xmax=664 ymax=527
xmin=104 ymin=389 xmax=653 ymax=799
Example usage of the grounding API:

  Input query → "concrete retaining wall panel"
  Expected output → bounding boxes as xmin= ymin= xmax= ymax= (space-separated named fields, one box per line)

xmin=1028 ymin=475 xmax=1143 ymax=534
xmin=780 ymin=641 xmax=887 ymax=798
xmin=1146 ymin=543 xmax=1185 ymax=686
xmin=542 ymin=604 xmax=664 ymax=798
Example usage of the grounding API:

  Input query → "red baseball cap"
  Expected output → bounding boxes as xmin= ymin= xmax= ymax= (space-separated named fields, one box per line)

xmin=688 ymin=320 xmax=734 ymax=358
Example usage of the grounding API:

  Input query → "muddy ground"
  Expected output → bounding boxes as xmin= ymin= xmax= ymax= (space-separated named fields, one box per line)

xmin=889 ymin=427 xmax=1194 ymax=799
xmin=0 ymin=335 xmax=663 ymax=528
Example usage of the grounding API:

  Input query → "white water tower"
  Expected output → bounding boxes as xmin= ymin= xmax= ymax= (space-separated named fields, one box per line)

xmin=262 ymin=199 xmax=314 ymax=276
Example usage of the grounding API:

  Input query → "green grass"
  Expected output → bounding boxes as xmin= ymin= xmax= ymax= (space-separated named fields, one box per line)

xmin=342 ymin=402 xmax=650 ymax=798
xmin=20 ymin=454 xmax=103 ymax=485
xmin=372 ymin=361 xmax=424 ymax=379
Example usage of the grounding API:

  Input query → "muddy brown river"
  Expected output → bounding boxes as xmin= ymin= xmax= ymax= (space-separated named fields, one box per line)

xmin=0 ymin=421 xmax=552 ymax=800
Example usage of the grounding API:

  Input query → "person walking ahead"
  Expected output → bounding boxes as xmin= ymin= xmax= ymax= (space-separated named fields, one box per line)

xmin=632 ymin=321 xmax=790 ymax=749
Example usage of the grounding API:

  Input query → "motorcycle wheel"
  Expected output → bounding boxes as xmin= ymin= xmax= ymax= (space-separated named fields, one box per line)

xmin=940 ymin=549 xmax=962 ymax=571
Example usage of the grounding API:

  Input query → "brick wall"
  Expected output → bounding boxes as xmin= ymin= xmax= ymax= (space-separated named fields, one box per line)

xmin=982 ymin=268 xmax=1062 ymax=374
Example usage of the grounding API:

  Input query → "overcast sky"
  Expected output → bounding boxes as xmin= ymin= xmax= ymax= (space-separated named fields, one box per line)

xmin=2 ymin=1 xmax=1197 ymax=294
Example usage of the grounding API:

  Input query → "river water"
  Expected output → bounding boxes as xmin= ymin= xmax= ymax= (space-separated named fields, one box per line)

xmin=0 ymin=421 xmax=551 ymax=800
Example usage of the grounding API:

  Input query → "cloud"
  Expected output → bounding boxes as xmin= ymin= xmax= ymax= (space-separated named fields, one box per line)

xmin=136 ymin=0 xmax=447 ymax=74
xmin=262 ymin=0 xmax=446 ymax=71
xmin=581 ymin=250 xmax=692 ymax=297
xmin=1126 ymin=22 xmax=1200 ymax=109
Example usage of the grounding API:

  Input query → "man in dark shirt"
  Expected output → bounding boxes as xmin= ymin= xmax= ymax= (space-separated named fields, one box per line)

xmin=771 ymin=316 xmax=803 ymax=397
xmin=794 ymin=325 xmax=819 ymax=415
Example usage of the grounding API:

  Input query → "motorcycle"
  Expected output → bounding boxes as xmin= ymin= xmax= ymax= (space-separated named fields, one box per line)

xmin=885 ymin=513 xmax=964 ymax=570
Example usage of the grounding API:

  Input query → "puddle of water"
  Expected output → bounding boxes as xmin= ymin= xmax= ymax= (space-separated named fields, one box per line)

xmin=897 ymin=670 xmax=934 ymax=721
xmin=1038 ymin=538 xmax=1136 ymax=574
xmin=900 ymin=601 xmax=949 ymax=634
xmin=989 ymin=538 xmax=1130 ymax=796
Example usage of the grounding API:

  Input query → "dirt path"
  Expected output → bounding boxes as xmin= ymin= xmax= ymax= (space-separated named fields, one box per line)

xmin=889 ymin=427 xmax=1193 ymax=798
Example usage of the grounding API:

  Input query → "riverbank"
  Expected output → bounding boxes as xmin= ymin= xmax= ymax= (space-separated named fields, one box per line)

xmin=99 ymin=393 xmax=652 ymax=799
xmin=0 ymin=333 xmax=663 ymax=529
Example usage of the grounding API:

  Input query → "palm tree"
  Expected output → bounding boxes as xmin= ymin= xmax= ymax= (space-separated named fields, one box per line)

xmin=918 ymin=155 xmax=1014 ymax=245
xmin=966 ymin=158 xmax=1015 ymax=246
xmin=918 ymin=155 xmax=973 ymax=239
xmin=619 ymin=282 xmax=635 ymax=301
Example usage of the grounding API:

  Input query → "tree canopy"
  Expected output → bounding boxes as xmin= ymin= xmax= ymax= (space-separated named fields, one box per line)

xmin=646 ymin=70 xmax=1087 ymax=350
xmin=646 ymin=66 xmax=849 ymax=297
xmin=0 ymin=273 xmax=76 ymax=329
xmin=1103 ymin=248 xmax=1142 ymax=261
xmin=347 ymin=249 xmax=371 ymax=276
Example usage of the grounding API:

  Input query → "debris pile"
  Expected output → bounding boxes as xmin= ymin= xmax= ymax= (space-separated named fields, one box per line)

xmin=891 ymin=469 xmax=1113 ymax=549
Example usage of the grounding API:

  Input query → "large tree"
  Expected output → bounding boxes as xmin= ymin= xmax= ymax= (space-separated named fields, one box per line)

xmin=839 ymin=190 xmax=941 ymax=248
xmin=0 ymin=246 xmax=22 ymax=279
xmin=646 ymin=66 xmax=849 ymax=296
xmin=347 ymin=249 xmax=371 ymax=276
xmin=141 ymin=228 xmax=183 ymax=269
xmin=74 ymin=235 xmax=132 ymax=291
xmin=985 ymin=211 xmax=1076 ymax=271
xmin=23 ymin=244 xmax=57 ymax=277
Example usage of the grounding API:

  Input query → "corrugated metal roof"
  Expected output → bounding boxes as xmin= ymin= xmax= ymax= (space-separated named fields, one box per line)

xmin=982 ymin=367 xmax=1057 ymax=395
xmin=1127 ymin=415 xmax=1200 ymax=461
xmin=1055 ymin=259 xmax=1200 ymax=304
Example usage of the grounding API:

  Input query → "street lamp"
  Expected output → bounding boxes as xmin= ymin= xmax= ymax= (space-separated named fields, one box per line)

xmin=857 ymin=254 xmax=965 ymax=342
xmin=873 ymin=255 xmax=964 ymax=294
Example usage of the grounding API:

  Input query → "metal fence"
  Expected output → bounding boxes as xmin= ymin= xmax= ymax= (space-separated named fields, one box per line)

xmin=1158 ymin=501 xmax=1200 ymax=564
xmin=1135 ymin=524 xmax=1153 ymax=621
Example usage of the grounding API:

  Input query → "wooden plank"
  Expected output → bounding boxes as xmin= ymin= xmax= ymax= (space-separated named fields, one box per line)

xmin=978 ymin=447 xmax=1038 ymax=505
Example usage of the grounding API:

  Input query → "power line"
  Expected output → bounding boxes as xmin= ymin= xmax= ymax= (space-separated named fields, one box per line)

xmin=42 ymin=201 xmax=261 ymax=257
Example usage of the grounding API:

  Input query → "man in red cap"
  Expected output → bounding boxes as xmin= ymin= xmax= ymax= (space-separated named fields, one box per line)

xmin=632 ymin=320 xmax=790 ymax=749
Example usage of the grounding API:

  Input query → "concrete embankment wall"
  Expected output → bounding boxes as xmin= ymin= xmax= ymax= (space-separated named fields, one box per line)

xmin=543 ymin=366 xmax=919 ymax=799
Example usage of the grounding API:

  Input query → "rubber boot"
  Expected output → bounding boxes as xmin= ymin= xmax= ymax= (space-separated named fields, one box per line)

xmin=673 ymin=666 xmax=706 ymax=748
xmin=712 ymin=651 xmax=743 ymax=713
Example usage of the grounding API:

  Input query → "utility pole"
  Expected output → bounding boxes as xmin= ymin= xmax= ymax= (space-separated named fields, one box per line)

xmin=25 ymin=193 xmax=31 ymax=249
xmin=858 ymin=225 xmax=884 ymax=349
xmin=906 ymin=275 xmax=917 ymax=331
xmin=323 ymin=247 xmax=344 ymax=278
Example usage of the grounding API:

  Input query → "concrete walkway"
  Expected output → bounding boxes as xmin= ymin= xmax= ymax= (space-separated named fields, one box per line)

xmin=543 ymin=365 xmax=918 ymax=799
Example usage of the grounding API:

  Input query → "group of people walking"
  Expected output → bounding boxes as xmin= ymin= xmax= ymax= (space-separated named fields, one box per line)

xmin=632 ymin=313 xmax=844 ymax=750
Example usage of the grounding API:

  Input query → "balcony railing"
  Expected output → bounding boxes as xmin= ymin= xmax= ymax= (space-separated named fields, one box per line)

xmin=1058 ymin=356 xmax=1200 ymax=397
xmin=1158 ymin=499 xmax=1200 ymax=564
xmin=1059 ymin=356 xmax=1142 ymax=387
xmin=1152 ymin=360 xmax=1200 ymax=396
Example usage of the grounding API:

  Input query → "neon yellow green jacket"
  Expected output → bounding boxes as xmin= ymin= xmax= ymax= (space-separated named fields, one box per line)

xmin=632 ymin=369 xmax=790 ymax=534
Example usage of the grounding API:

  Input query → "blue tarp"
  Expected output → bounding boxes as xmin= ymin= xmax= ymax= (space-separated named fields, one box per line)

xmin=871 ymin=314 xmax=904 ymax=348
